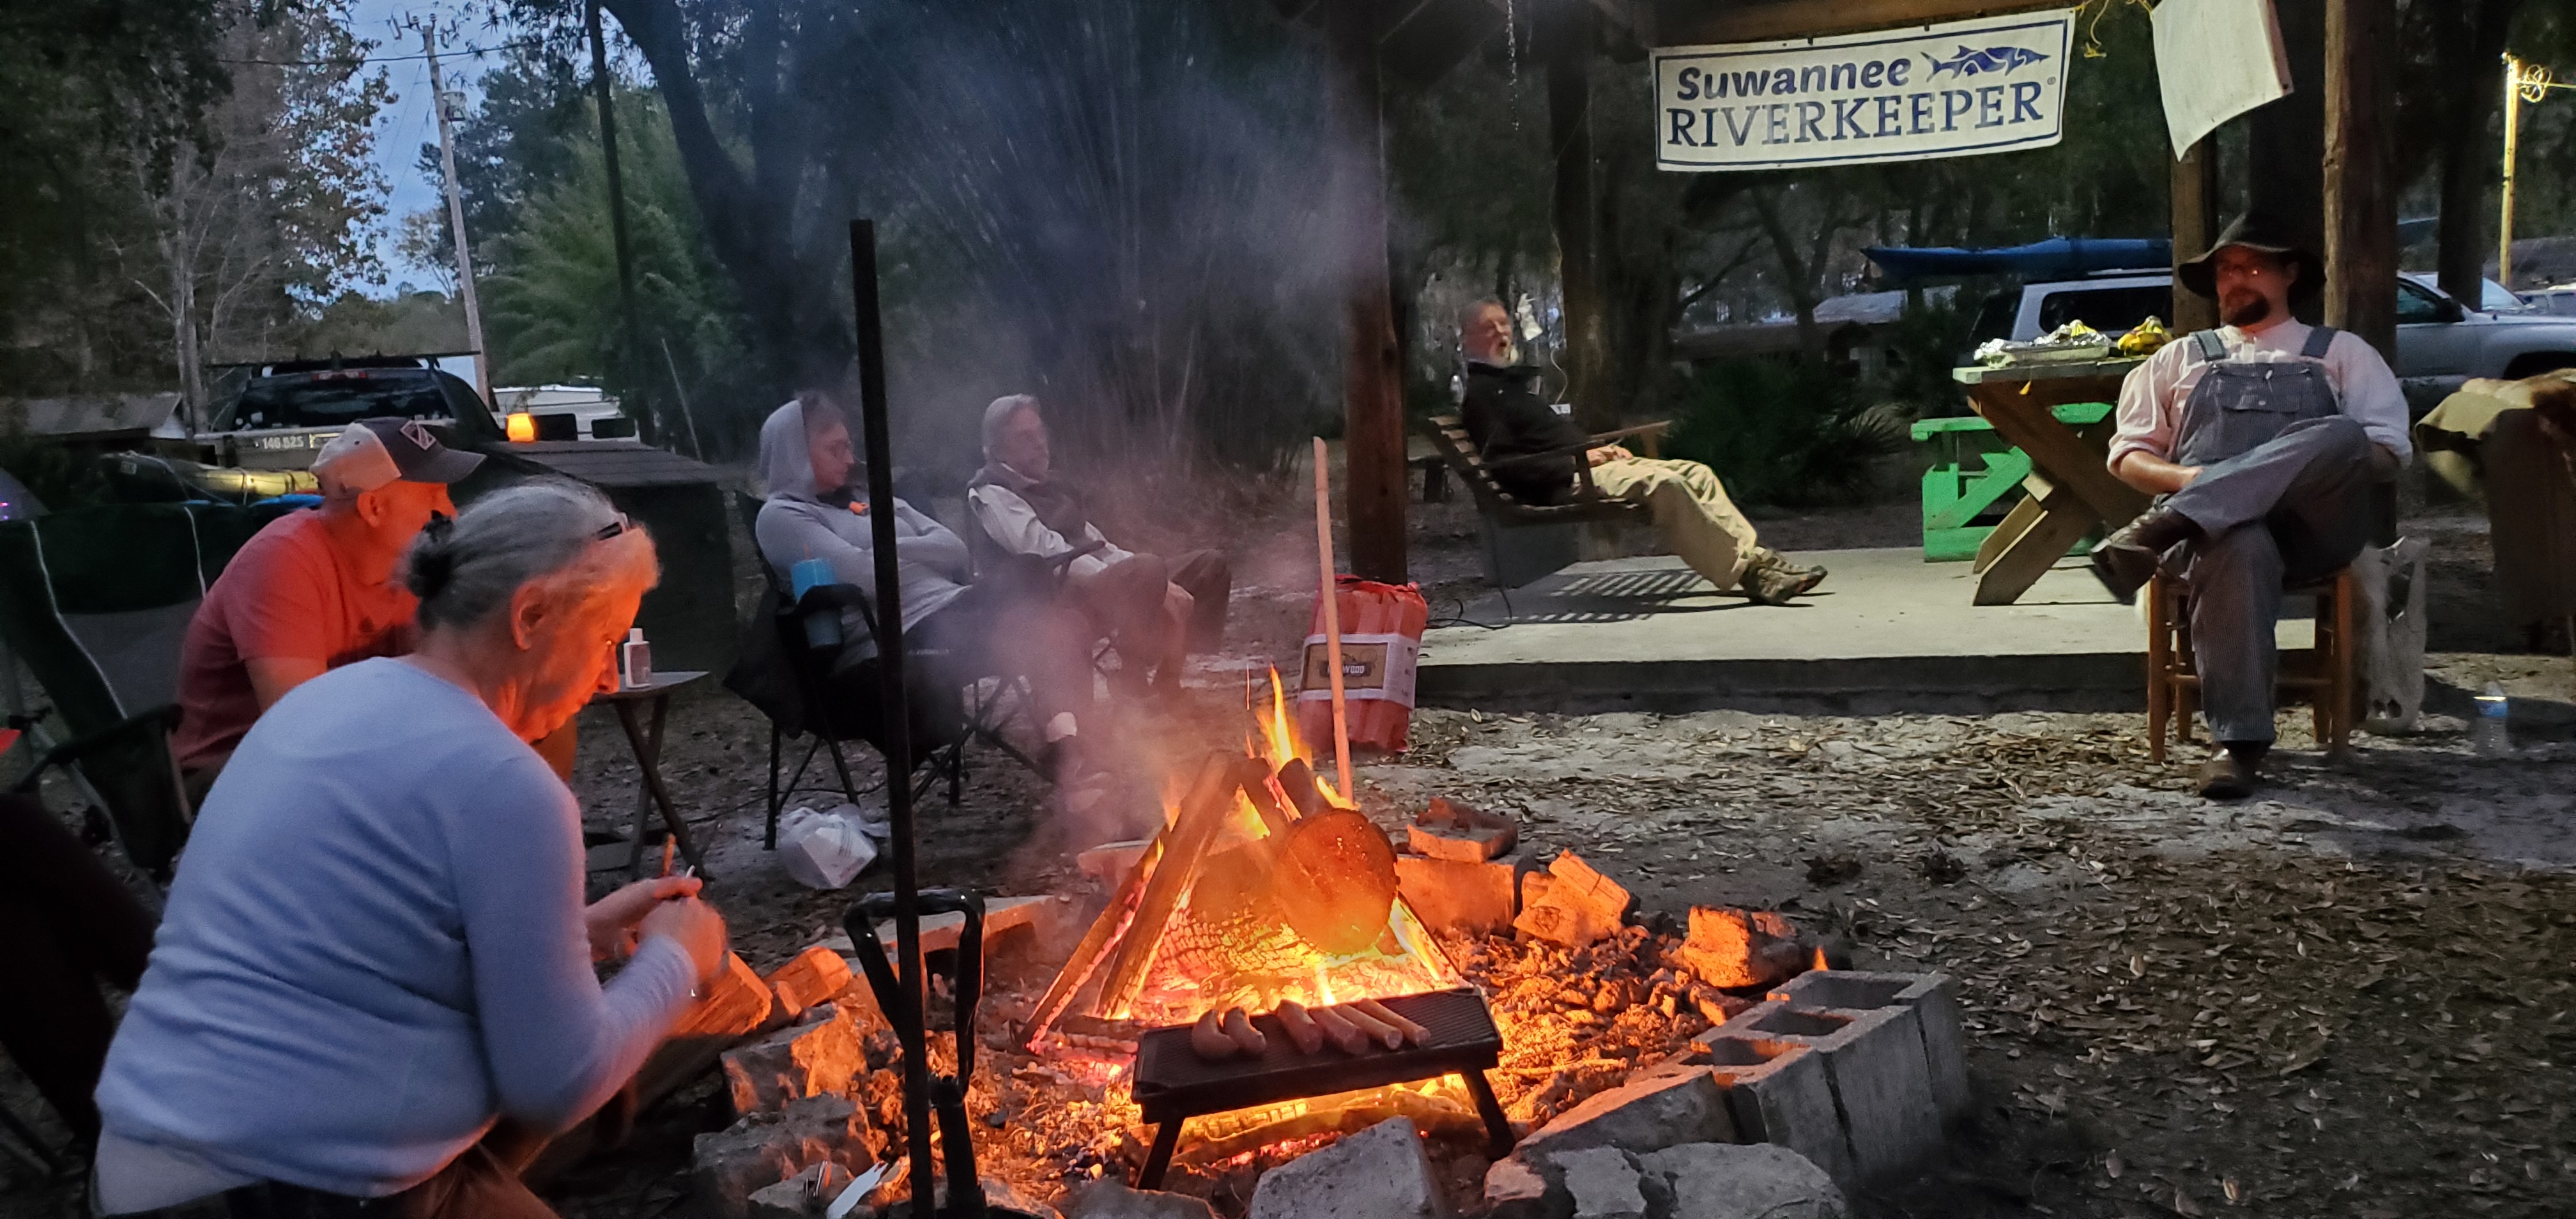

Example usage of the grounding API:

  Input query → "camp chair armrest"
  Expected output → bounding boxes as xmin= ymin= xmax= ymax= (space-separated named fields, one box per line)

xmin=1041 ymin=538 xmax=1108 ymax=573
xmin=1484 ymin=422 xmax=1673 ymax=470
xmin=8 ymin=705 xmax=183 ymax=795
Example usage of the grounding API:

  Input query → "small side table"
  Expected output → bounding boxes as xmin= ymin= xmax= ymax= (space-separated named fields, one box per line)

xmin=590 ymin=670 xmax=709 ymax=878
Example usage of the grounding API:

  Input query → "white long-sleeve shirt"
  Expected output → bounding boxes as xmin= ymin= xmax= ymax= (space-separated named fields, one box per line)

xmin=2110 ymin=319 xmax=2412 ymax=469
xmin=967 ymin=482 xmax=1131 ymax=580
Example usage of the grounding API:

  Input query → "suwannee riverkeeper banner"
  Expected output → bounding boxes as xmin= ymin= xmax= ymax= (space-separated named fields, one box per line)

xmin=1652 ymin=8 xmax=2076 ymax=172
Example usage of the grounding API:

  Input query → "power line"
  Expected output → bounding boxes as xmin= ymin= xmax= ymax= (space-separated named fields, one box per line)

xmin=217 ymin=36 xmax=547 ymax=68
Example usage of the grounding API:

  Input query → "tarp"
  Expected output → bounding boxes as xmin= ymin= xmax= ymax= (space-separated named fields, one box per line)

xmin=1863 ymin=238 xmax=2171 ymax=282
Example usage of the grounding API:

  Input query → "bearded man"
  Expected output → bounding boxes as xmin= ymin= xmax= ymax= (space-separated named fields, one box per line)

xmin=2090 ymin=214 xmax=2409 ymax=799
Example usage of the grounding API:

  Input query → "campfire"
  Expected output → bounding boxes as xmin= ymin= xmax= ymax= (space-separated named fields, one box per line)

xmin=677 ymin=671 xmax=1972 ymax=1217
xmin=1028 ymin=673 xmax=1457 ymax=1046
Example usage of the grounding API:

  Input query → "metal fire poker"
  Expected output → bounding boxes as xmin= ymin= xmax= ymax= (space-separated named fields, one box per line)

xmin=844 ymin=218 xmax=940 ymax=1216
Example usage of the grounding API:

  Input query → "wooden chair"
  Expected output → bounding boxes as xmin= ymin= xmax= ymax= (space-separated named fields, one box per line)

xmin=2145 ymin=568 xmax=2357 ymax=762
xmin=1419 ymin=413 xmax=1667 ymax=590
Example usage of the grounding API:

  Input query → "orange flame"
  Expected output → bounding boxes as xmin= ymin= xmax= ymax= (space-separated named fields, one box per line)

xmin=1811 ymin=946 xmax=1830 ymax=972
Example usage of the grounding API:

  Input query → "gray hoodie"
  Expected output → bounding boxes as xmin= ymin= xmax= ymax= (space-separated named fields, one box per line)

xmin=753 ymin=399 xmax=970 ymax=636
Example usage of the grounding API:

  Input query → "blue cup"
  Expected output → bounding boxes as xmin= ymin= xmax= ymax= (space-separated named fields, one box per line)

xmin=790 ymin=558 xmax=841 ymax=650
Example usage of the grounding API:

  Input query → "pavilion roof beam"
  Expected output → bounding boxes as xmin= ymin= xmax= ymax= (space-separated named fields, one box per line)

xmin=1653 ymin=0 xmax=2066 ymax=46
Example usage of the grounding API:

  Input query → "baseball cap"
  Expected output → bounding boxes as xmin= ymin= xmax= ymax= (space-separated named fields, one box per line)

xmin=312 ymin=417 xmax=484 ymax=491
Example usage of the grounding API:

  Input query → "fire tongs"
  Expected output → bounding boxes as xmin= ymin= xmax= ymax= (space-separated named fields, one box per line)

xmin=845 ymin=887 xmax=993 ymax=1219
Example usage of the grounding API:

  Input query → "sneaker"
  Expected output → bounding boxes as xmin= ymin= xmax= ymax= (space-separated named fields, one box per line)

xmin=1740 ymin=548 xmax=1827 ymax=604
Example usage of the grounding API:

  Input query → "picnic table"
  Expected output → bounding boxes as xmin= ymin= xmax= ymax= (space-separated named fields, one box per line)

xmin=1951 ymin=358 xmax=2153 ymax=605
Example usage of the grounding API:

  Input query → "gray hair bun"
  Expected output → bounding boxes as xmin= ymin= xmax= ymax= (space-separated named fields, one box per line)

xmin=405 ymin=480 xmax=627 ymax=631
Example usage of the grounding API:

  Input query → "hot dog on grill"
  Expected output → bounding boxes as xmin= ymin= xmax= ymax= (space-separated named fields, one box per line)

xmin=1353 ymin=998 xmax=1428 ymax=1046
xmin=1190 ymin=1009 xmax=1238 ymax=1060
xmin=1308 ymin=1004 xmax=1370 ymax=1054
xmin=1274 ymin=1000 xmax=1325 ymax=1055
xmin=1222 ymin=1007 xmax=1268 ymax=1055
xmin=1335 ymin=1002 xmax=1404 ymax=1050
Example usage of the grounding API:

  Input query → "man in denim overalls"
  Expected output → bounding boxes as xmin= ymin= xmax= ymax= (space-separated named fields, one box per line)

xmin=2090 ymin=215 xmax=2411 ymax=799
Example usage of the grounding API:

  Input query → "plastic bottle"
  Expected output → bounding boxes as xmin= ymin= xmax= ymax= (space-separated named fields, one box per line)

xmin=619 ymin=628 xmax=652 ymax=691
xmin=2473 ymin=681 xmax=2511 ymax=756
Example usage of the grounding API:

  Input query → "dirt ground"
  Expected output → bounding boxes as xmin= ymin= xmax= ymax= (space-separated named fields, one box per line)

xmin=4 ymin=470 xmax=2572 ymax=1218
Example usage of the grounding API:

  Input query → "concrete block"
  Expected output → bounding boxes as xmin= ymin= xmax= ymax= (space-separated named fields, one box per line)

xmin=1482 ymin=1156 xmax=1559 ymax=1219
xmin=1636 ymin=1142 xmax=1849 ymax=1219
xmin=1396 ymin=854 xmax=1519 ymax=935
xmin=1552 ymin=1147 xmax=1646 ymax=1219
xmin=874 ymin=896 xmax=1068 ymax=960
xmin=1519 ymin=1068 xmax=1737 ymax=1164
xmin=1684 ymin=1034 xmax=1857 ymax=1188
xmin=691 ymin=1094 xmax=874 ymax=1219
xmin=1062 ymin=1178 xmax=1219 ymax=1219
xmin=1768 ymin=970 xmax=1968 ymax=1120
xmin=1078 ymin=839 xmax=1151 ymax=883
xmin=1247 ymin=1116 xmax=1442 ymax=1218
xmin=1722 ymin=1002 xmax=1940 ymax=1182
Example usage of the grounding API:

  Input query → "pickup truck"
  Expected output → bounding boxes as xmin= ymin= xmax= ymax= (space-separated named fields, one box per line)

xmin=1970 ymin=272 xmax=2576 ymax=410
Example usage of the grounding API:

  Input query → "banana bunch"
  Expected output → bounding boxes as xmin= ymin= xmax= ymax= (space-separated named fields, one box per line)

xmin=2119 ymin=316 xmax=2173 ymax=356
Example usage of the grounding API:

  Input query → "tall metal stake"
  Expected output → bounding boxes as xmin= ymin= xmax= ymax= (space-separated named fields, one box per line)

xmin=589 ymin=1 xmax=652 ymax=442
xmin=423 ymin=20 xmax=490 ymax=402
xmin=848 ymin=219 xmax=934 ymax=1214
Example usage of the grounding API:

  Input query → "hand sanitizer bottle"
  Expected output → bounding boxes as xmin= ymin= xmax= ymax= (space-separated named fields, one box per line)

xmin=620 ymin=628 xmax=652 ymax=691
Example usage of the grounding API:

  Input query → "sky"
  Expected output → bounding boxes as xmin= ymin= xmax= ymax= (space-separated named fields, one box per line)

xmin=349 ymin=0 xmax=491 ymax=295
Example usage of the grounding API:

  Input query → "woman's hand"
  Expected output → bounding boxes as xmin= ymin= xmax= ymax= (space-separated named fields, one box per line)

xmin=583 ymin=875 xmax=701 ymax=962
xmin=640 ymin=896 xmax=730 ymax=990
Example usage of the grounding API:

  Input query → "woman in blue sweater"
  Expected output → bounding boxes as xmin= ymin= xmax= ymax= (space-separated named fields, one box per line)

xmin=91 ymin=480 xmax=730 ymax=1218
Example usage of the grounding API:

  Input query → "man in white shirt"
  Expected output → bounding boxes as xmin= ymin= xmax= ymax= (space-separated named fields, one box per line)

xmin=2092 ymin=213 xmax=2407 ymax=799
xmin=967 ymin=395 xmax=1230 ymax=696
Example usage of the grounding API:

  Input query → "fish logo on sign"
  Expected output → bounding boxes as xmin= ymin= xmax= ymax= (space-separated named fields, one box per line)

xmin=1924 ymin=44 xmax=2050 ymax=79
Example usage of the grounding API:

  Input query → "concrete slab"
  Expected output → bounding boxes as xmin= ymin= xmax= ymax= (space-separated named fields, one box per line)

xmin=1418 ymin=549 xmax=2320 ymax=715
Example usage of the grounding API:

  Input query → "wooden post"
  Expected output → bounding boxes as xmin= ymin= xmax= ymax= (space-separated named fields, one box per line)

xmin=2501 ymin=55 xmax=2524 ymax=289
xmin=1547 ymin=2 xmax=1612 ymax=431
xmin=2324 ymin=0 xmax=2398 ymax=358
xmin=2170 ymin=137 xmax=2220 ymax=335
xmin=2250 ymin=0 xmax=2327 ymax=322
xmin=1325 ymin=0 xmax=1407 ymax=583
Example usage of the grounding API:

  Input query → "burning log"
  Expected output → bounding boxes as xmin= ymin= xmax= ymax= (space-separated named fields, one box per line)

xmin=1097 ymin=754 xmax=1249 ymax=1018
xmin=763 ymin=945 xmax=852 ymax=1022
xmin=1270 ymin=808 xmax=1400 ymax=956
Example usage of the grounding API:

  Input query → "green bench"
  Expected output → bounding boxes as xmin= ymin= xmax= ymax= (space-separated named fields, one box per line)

xmin=1911 ymin=401 xmax=2113 ymax=562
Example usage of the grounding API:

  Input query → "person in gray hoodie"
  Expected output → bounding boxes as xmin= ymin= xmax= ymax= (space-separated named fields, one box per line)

xmin=753 ymin=392 xmax=1099 ymax=780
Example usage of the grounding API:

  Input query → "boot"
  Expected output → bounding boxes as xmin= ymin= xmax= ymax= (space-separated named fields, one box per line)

xmin=1740 ymin=548 xmax=1827 ymax=605
xmin=2195 ymin=740 xmax=2268 ymax=801
xmin=2089 ymin=507 xmax=2200 ymax=602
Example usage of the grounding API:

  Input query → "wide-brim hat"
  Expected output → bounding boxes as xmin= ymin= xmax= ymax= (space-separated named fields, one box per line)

xmin=2177 ymin=213 xmax=2326 ymax=303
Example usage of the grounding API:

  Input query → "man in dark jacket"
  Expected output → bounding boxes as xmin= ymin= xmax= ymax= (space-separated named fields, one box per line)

xmin=1459 ymin=298 xmax=1824 ymax=604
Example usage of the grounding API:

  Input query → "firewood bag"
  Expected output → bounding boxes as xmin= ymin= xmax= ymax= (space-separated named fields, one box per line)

xmin=1297 ymin=576 xmax=1428 ymax=753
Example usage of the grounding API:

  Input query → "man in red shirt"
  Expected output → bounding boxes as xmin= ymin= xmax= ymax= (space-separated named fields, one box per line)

xmin=172 ymin=418 xmax=482 ymax=790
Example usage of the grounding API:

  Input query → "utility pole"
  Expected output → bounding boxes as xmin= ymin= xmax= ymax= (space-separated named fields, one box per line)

xmin=424 ymin=19 xmax=491 ymax=403
xmin=589 ymin=0 xmax=652 ymax=443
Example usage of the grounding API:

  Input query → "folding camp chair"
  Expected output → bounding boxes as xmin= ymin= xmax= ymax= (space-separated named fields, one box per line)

xmin=722 ymin=494 xmax=1042 ymax=850
xmin=0 ymin=502 xmax=290 ymax=882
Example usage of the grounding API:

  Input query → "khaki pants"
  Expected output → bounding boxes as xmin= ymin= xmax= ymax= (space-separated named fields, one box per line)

xmin=1588 ymin=457 xmax=1761 ymax=588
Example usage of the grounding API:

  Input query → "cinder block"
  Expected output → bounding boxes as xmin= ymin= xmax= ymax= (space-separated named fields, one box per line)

xmin=1683 ymin=1032 xmax=1859 ymax=1188
xmin=1722 ymin=1000 xmax=1941 ymax=1182
xmin=1770 ymin=970 xmax=1968 ymax=1120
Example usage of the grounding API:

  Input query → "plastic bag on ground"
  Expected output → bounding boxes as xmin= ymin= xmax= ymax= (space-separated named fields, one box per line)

xmin=778 ymin=804 xmax=881 ymax=889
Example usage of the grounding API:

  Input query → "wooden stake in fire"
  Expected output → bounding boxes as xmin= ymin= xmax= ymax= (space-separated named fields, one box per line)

xmin=1311 ymin=436 xmax=1354 ymax=800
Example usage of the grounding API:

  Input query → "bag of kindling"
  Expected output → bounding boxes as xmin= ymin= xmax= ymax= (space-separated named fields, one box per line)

xmin=1296 ymin=576 xmax=1429 ymax=753
xmin=776 ymin=803 xmax=882 ymax=889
